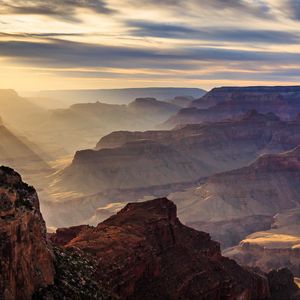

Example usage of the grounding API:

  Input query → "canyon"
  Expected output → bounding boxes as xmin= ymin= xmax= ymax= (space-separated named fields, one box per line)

xmin=1 ymin=166 xmax=298 ymax=300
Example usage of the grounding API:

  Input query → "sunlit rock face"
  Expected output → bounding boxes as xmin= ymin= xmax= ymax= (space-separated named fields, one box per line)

xmin=49 ymin=198 xmax=270 ymax=300
xmin=0 ymin=166 xmax=55 ymax=300
xmin=164 ymin=86 xmax=300 ymax=128
xmin=224 ymin=208 xmax=300 ymax=277
xmin=186 ymin=215 xmax=274 ymax=249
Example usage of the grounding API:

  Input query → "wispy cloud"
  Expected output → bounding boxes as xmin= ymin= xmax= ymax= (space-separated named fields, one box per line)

xmin=127 ymin=21 xmax=300 ymax=44
xmin=0 ymin=0 xmax=300 ymax=90
xmin=0 ymin=0 xmax=115 ymax=21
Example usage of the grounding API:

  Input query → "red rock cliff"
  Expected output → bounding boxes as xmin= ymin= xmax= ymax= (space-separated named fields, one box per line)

xmin=0 ymin=166 xmax=55 ymax=300
xmin=53 ymin=198 xmax=270 ymax=300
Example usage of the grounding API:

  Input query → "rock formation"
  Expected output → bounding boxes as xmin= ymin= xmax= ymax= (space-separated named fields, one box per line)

xmin=49 ymin=198 xmax=271 ymax=300
xmin=0 ymin=170 xmax=298 ymax=299
xmin=170 ymin=146 xmax=300 ymax=225
xmin=164 ymin=85 xmax=300 ymax=128
xmin=0 ymin=166 xmax=55 ymax=300
xmin=58 ymin=111 xmax=300 ymax=195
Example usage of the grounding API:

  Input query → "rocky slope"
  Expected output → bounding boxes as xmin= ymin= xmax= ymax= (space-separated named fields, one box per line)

xmin=164 ymin=86 xmax=300 ymax=128
xmin=48 ymin=198 xmax=272 ymax=300
xmin=170 ymin=146 xmax=300 ymax=226
xmin=0 ymin=166 xmax=55 ymax=300
xmin=57 ymin=110 xmax=300 ymax=195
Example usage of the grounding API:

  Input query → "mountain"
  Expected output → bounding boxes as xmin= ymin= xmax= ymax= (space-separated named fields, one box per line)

xmin=164 ymin=85 xmax=300 ymax=128
xmin=0 ymin=118 xmax=49 ymax=175
xmin=0 ymin=89 xmax=45 ymax=129
xmin=169 ymin=146 xmax=300 ymax=248
xmin=128 ymin=97 xmax=180 ymax=120
xmin=41 ymin=99 xmax=181 ymax=153
xmin=47 ymin=198 xmax=271 ymax=300
xmin=172 ymin=146 xmax=300 ymax=222
xmin=57 ymin=111 xmax=300 ymax=195
xmin=166 ymin=96 xmax=195 ymax=107
xmin=2 ymin=167 xmax=299 ymax=300
xmin=37 ymin=87 xmax=206 ymax=106
xmin=224 ymin=208 xmax=300 ymax=277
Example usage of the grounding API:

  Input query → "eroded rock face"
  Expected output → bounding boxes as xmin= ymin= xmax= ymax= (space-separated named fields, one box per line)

xmin=59 ymin=111 xmax=300 ymax=195
xmin=164 ymin=85 xmax=300 ymax=128
xmin=0 ymin=166 xmax=55 ymax=300
xmin=51 ymin=198 xmax=270 ymax=300
xmin=170 ymin=146 xmax=300 ymax=225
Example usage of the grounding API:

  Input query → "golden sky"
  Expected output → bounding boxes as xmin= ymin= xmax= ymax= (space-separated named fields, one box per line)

xmin=1 ymin=0 xmax=300 ymax=91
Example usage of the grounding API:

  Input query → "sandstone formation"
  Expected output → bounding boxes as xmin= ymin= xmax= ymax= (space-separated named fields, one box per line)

xmin=0 ymin=166 xmax=55 ymax=300
xmin=58 ymin=111 xmax=300 ymax=194
xmin=170 ymin=146 xmax=300 ymax=225
xmin=49 ymin=198 xmax=271 ymax=300
xmin=164 ymin=85 xmax=300 ymax=128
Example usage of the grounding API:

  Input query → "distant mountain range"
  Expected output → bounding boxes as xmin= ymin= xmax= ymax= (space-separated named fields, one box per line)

xmin=164 ymin=85 xmax=300 ymax=128
xmin=37 ymin=87 xmax=206 ymax=107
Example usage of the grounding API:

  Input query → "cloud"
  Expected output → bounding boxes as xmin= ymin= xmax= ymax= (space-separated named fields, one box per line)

xmin=282 ymin=0 xmax=300 ymax=20
xmin=1 ymin=38 xmax=300 ymax=71
xmin=127 ymin=0 xmax=272 ymax=18
xmin=127 ymin=21 xmax=300 ymax=44
xmin=0 ymin=0 xmax=115 ymax=21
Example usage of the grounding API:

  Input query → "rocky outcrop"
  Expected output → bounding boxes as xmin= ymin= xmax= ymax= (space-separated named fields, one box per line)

xmin=164 ymin=85 xmax=300 ymax=128
xmin=0 ymin=166 xmax=55 ymax=300
xmin=50 ymin=198 xmax=271 ymax=300
xmin=58 ymin=111 xmax=300 ymax=195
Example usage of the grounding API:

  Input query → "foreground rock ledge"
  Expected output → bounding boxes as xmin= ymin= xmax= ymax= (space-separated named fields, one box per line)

xmin=49 ymin=198 xmax=271 ymax=300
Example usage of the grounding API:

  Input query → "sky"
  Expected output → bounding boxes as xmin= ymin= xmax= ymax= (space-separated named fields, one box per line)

xmin=0 ymin=0 xmax=300 ymax=91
